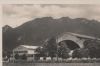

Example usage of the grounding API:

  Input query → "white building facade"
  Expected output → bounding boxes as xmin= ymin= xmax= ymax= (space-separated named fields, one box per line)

xmin=13 ymin=45 xmax=39 ymax=61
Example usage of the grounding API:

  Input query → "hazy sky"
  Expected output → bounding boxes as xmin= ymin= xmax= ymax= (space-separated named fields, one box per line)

xmin=3 ymin=4 xmax=100 ymax=28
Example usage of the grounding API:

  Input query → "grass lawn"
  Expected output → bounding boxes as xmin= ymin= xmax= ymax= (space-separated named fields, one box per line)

xmin=3 ymin=62 xmax=100 ymax=66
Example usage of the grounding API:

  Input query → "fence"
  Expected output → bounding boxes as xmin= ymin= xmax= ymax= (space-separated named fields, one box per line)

xmin=8 ymin=58 xmax=100 ymax=63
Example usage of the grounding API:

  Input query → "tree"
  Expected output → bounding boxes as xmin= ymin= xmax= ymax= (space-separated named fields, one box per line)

xmin=72 ymin=48 xmax=89 ymax=59
xmin=35 ymin=47 xmax=43 ymax=54
xmin=35 ymin=46 xmax=47 ymax=60
xmin=3 ymin=51 xmax=6 ymax=58
xmin=58 ymin=41 xmax=70 ymax=59
xmin=84 ymin=39 xmax=100 ymax=58
xmin=46 ymin=37 xmax=57 ymax=60
xmin=14 ymin=53 xmax=20 ymax=60
xmin=21 ymin=54 xmax=27 ymax=60
xmin=6 ymin=51 xmax=12 ymax=61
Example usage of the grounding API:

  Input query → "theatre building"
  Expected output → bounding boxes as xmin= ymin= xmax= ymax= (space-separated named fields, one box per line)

xmin=13 ymin=45 xmax=39 ymax=61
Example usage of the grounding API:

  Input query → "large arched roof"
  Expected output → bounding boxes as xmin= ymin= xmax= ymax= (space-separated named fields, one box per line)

xmin=56 ymin=32 xmax=100 ymax=48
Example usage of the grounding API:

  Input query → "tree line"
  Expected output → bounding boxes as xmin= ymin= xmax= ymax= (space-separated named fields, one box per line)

xmin=35 ymin=37 xmax=100 ymax=60
xmin=3 ymin=37 xmax=100 ymax=61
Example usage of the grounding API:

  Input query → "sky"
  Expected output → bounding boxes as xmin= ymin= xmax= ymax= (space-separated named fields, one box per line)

xmin=3 ymin=4 xmax=100 ymax=28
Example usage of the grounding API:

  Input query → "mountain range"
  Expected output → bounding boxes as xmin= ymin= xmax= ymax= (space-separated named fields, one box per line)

xmin=3 ymin=17 xmax=100 ymax=52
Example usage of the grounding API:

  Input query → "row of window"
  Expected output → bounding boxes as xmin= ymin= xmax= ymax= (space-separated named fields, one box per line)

xmin=14 ymin=51 xmax=27 ymax=53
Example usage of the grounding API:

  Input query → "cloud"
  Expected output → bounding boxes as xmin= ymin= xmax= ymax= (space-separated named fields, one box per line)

xmin=3 ymin=4 xmax=100 ymax=28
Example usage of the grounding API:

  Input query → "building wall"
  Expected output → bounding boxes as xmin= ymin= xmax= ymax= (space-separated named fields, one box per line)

xmin=27 ymin=49 xmax=36 ymax=54
xmin=12 ymin=45 xmax=37 ymax=61
xmin=13 ymin=46 xmax=28 ymax=55
xmin=13 ymin=46 xmax=37 ymax=57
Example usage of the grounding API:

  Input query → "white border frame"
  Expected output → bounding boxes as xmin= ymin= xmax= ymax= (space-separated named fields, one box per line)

xmin=0 ymin=0 xmax=100 ymax=66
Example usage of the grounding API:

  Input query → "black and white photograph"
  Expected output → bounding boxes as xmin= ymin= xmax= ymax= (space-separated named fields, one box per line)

xmin=2 ymin=4 xmax=100 ymax=66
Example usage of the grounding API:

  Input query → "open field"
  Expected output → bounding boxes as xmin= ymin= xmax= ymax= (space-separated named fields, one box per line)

xmin=3 ymin=63 xmax=100 ymax=66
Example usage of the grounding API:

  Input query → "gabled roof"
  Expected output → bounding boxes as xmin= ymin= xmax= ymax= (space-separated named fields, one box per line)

xmin=21 ymin=45 xmax=39 ymax=50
